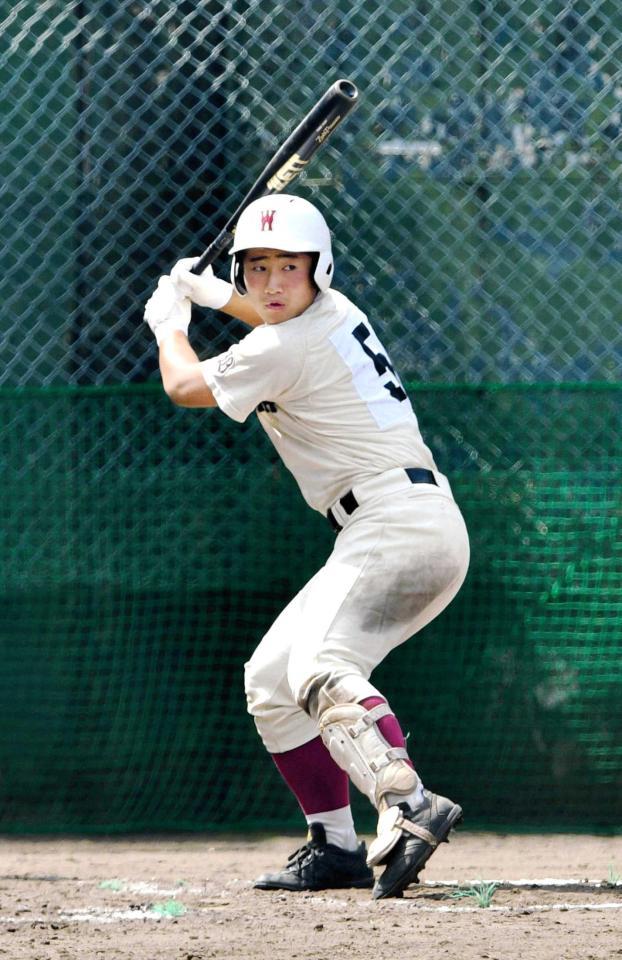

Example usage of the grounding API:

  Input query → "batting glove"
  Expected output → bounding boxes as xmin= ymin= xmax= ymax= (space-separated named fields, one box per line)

xmin=144 ymin=276 xmax=192 ymax=346
xmin=170 ymin=258 xmax=233 ymax=310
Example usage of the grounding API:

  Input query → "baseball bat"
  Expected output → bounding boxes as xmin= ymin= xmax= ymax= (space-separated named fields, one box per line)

xmin=190 ymin=78 xmax=359 ymax=276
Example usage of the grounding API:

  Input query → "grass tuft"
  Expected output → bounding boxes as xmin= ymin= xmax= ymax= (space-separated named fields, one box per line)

xmin=451 ymin=880 xmax=499 ymax=908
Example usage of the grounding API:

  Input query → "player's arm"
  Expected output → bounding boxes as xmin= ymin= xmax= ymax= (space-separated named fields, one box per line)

xmin=158 ymin=331 xmax=216 ymax=408
xmin=217 ymin=288 xmax=264 ymax=328
xmin=144 ymin=276 xmax=217 ymax=408
xmin=171 ymin=257 xmax=264 ymax=328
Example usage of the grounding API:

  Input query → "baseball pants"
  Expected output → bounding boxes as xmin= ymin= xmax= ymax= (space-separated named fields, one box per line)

xmin=245 ymin=470 xmax=470 ymax=753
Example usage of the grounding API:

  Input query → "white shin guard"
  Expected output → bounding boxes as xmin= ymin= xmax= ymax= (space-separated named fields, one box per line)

xmin=318 ymin=701 xmax=419 ymax=812
xmin=319 ymin=701 xmax=422 ymax=867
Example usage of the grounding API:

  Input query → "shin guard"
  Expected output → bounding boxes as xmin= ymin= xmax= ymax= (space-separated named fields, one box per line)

xmin=318 ymin=702 xmax=419 ymax=812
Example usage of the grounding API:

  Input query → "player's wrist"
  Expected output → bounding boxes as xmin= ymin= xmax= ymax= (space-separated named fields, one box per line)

xmin=152 ymin=320 xmax=190 ymax=347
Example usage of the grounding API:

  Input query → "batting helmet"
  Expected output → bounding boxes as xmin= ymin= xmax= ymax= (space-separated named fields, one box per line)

xmin=230 ymin=194 xmax=333 ymax=296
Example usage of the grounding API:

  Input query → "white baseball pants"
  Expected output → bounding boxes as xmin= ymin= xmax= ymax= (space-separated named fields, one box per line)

xmin=244 ymin=470 xmax=470 ymax=753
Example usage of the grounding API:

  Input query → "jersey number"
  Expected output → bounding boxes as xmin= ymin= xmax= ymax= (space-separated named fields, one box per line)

xmin=329 ymin=317 xmax=412 ymax=430
xmin=352 ymin=322 xmax=407 ymax=403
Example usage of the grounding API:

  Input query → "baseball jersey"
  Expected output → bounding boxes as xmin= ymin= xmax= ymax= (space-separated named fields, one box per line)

xmin=200 ymin=289 xmax=438 ymax=514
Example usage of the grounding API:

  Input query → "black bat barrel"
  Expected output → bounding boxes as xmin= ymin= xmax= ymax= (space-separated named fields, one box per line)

xmin=191 ymin=80 xmax=358 ymax=276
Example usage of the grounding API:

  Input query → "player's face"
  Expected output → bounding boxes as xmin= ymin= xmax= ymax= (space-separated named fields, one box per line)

xmin=243 ymin=249 xmax=317 ymax=324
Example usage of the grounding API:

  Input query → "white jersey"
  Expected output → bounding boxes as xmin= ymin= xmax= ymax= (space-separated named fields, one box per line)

xmin=200 ymin=289 xmax=438 ymax=515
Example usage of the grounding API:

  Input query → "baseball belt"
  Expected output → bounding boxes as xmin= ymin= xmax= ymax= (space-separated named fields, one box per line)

xmin=326 ymin=467 xmax=438 ymax=533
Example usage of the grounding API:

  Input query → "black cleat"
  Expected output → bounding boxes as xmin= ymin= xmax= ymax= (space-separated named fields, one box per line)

xmin=372 ymin=791 xmax=463 ymax=900
xmin=254 ymin=823 xmax=374 ymax=892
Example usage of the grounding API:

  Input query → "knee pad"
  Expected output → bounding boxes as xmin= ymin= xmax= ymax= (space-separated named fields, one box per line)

xmin=319 ymin=701 xmax=419 ymax=810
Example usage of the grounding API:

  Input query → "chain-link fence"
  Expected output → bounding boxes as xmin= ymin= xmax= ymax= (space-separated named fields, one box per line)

xmin=2 ymin=0 xmax=620 ymax=386
xmin=1 ymin=1 xmax=621 ymax=833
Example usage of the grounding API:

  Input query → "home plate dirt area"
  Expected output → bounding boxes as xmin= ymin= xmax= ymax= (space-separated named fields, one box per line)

xmin=1 ymin=831 xmax=620 ymax=960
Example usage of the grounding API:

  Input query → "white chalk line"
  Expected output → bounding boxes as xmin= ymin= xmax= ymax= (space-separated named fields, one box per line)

xmin=4 ymin=875 xmax=619 ymax=894
xmin=1 ymin=907 xmax=181 ymax=925
xmin=424 ymin=878 xmax=622 ymax=890
xmin=99 ymin=880 xmax=205 ymax=895
xmin=1 ymin=877 xmax=620 ymax=925
xmin=2 ymin=900 xmax=622 ymax=925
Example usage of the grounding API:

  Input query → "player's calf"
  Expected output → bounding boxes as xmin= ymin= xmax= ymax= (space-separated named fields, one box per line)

xmin=318 ymin=701 xmax=423 ymax=863
xmin=317 ymin=700 xmax=462 ymax=895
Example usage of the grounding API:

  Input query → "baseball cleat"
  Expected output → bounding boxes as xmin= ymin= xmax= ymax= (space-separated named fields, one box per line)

xmin=253 ymin=822 xmax=374 ymax=892
xmin=371 ymin=791 xmax=463 ymax=900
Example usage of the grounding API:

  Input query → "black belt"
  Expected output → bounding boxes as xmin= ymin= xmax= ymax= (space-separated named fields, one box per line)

xmin=326 ymin=467 xmax=437 ymax=532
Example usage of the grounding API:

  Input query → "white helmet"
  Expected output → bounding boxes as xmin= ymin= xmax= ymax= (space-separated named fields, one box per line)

xmin=230 ymin=194 xmax=333 ymax=295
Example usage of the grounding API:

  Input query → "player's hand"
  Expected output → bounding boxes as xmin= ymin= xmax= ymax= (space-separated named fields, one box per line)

xmin=170 ymin=258 xmax=233 ymax=310
xmin=144 ymin=276 xmax=192 ymax=346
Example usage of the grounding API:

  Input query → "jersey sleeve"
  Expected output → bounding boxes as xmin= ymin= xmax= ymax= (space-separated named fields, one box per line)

xmin=199 ymin=324 xmax=305 ymax=423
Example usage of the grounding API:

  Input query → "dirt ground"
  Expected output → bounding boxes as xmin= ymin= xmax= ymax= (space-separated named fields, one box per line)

xmin=0 ymin=830 xmax=621 ymax=960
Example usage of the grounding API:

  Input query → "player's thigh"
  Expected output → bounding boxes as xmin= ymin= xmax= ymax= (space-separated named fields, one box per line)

xmin=335 ymin=491 xmax=469 ymax=652
xmin=288 ymin=491 xmax=469 ymax=688
xmin=244 ymin=595 xmax=299 ymax=705
xmin=243 ymin=560 xmax=359 ymax=707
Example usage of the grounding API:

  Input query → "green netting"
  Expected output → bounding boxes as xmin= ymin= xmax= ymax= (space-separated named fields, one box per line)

xmin=0 ymin=0 xmax=621 ymax=833
xmin=1 ymin=386 xmax=620 ymax=832
xmin=1 ymin=0 xmax=621 ymax=385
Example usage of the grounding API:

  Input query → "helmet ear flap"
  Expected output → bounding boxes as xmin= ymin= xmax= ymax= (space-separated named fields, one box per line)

xmin=231 ymin=252 xmax=246 ymax=296
xmin=313 ymin=250 xmax=333 ymax=292
xmin=309 ymin=252 xmax=320 ymax=292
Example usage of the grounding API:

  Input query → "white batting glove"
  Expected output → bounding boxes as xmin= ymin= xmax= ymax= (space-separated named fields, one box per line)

xmin=144 ymin=276 xmax=192 ymax=346
xmin=170 ymin=257 xmax=233 ymax=310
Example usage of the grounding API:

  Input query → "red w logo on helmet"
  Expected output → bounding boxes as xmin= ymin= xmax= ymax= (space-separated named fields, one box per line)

xmin=261 ymin=210 xmax=276 ymax=231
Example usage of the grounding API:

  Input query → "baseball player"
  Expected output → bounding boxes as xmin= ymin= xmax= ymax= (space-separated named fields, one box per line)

xmin=144 ymin=194 xmax=470 ymax=899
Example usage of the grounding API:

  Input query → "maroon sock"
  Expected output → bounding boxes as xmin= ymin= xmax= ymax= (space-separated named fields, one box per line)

xmin=360 ymin=696 xmax=414 ymax=768
xmin=272 ymin=736 xmax=350 ymax=816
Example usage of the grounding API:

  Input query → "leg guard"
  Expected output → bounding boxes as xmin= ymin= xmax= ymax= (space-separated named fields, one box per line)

xmin=318 ymin=701 xmax=419 ymax=813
